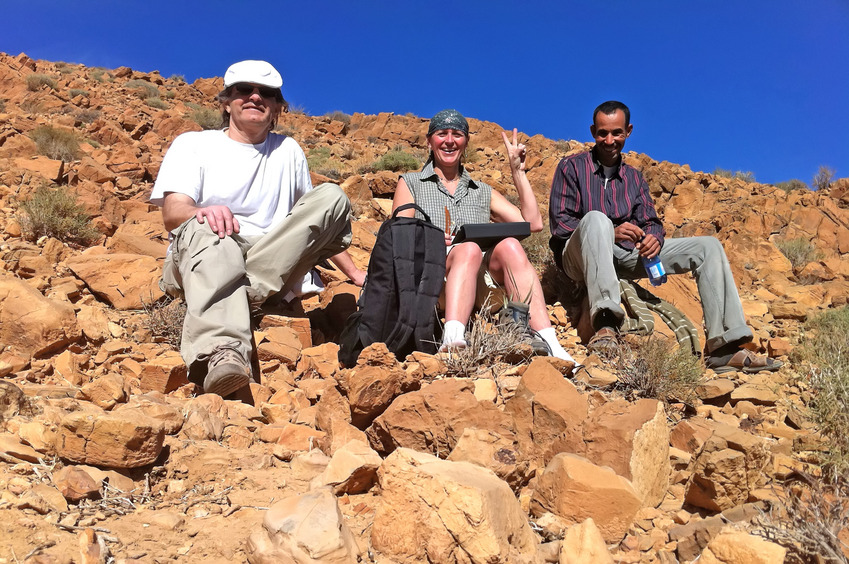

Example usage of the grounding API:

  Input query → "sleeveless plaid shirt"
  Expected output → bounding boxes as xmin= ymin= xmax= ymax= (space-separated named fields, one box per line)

xmin=402 ymin=161 xmax=492 ymax=234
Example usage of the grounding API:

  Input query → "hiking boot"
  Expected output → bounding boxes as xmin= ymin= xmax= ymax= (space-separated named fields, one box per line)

xmin=500 ymin=300 xmax=550 ymax=357
xmin=203 ymin=345 xmax=251 ymax=398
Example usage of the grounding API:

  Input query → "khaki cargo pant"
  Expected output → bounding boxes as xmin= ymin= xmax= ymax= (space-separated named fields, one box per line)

xmin=160 ymin=183 xmax=352 ymax=371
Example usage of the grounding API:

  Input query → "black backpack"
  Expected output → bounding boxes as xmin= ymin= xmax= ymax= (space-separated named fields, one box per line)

xmin=338 ymin=203 xmax=446 ymax=367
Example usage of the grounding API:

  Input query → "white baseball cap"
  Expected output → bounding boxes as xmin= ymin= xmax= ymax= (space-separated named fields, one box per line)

xmin=223 ymin=60 xmax=282 ymax=89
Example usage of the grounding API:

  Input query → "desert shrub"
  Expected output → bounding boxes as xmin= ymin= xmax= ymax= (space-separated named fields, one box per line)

xmin=86 ymin=138 xmax=101 ymax=149
xmin=0 ymin=99 xmax=5 ymax=112
xmin=168 ymin=74 xmax=186 ymax=83
xmin=794 ymin=307 xmax=849 ymax=472
xmin=190 ymin=107 xmax=222 ymax=130
xmin=713 ymin=168 xmax=755 ymax=182
xmin=812 ymin=165 xmax=836 ymax=191
xmin=776 ymin=237 xmax=823 ymax=270
xmin=68 ymin=88 xmax=88 ymax=98
xmin=775 ymin=179 xmax=809 ymax=193
xmin=288 ymin=104 xmax=308 ymax=115
xmin=307 ymin=146 xmax=331 ymax=170
xmin=18 ymin=185 xmax=98 ymax=245
xmin=145 ymin=97 xmax=169 ymax=110
xmin=26 ymin=73 xmax=57 ymax=91
xmin=613 ymin=336 xmax=704 ymax=405
xmin=755 ymin=472 xmax=849 ymax=562
xmin=76 ymin=108 xmax=101 ymax=124
xmin=20 ymin=99 xmax=44 ymax=114
xmin=162 ymin=90 xmax=176 ymax=100
xmin=30 ymin=125 xmax=80 ymax=161
xmin=372 ymin=150 xmax=419 ymax=172
xmin=315 ymin=158 xmax=347 ymax=180
xmin=142 ymin=295 xmax=186 ymax=349
xmin=125 ymin=79 xmax=160 ymax=98
xmin=324 ymin=110 xmax=351 ymax=124
xmin=275 ymin=124 xmax=297 ymax=138
xmin=554 ymin=139 xmax=570 ymax=152
xmin=522 ymin=229 xmax=554 ymax=271
xmin=443 ymin=300 xmax=535 ymax=378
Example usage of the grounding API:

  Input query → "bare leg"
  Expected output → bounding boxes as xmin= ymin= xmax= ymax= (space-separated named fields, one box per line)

xmin=444 ymin=242 xmax=484 ymax=325
xmin=487 ymin=238 xmax=551 ymax=331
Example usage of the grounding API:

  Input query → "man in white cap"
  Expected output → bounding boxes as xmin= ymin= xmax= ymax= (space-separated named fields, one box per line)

xmin=150 ymin=60 xmax=363 ymax=398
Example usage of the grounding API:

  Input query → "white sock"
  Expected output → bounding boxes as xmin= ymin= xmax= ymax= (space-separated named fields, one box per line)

xmin=537 ymin=327 xmax=577 ymax=363
xmin=442 ymin=320 xmax=467 ymax=346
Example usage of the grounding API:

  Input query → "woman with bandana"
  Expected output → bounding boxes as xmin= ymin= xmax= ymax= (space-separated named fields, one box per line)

xmin=392 ymin=109 xmax=574 ymax=361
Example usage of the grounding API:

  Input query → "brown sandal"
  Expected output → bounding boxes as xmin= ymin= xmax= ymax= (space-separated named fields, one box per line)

xmin=710 ymin=349 xmax=783 ymax=374
xmin=587 ymin=327 xmax=619 ymax=353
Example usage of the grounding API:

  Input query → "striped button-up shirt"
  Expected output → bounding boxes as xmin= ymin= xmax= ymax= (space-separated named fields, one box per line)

xmin=549 ymin=148 xmax=665 ymax=259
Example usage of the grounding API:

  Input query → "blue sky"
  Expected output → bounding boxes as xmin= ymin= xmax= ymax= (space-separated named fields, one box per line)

xmin=3 ymin=0 xmax=847 ymax=185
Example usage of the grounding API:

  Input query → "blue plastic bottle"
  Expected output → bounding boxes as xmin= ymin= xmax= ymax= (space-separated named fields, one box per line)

xmin=642 ymin=255 xmax=667 ymax=286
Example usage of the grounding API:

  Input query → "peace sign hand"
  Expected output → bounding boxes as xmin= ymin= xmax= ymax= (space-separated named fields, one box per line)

xmin=501 ymin=128 xmax=527 ymax=173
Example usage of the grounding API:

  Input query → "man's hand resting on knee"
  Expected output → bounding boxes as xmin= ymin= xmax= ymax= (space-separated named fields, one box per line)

xmin=162 ymin=192 xmax=240 ymax=238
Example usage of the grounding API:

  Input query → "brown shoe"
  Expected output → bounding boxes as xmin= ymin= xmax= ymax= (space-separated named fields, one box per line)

xmin=707 ymin=349 xmax=783 ymax=374
xmin=203 ymin=345 xmax=250 ymax=397
xmin=587 ymin=327 xmax=619 ymax=353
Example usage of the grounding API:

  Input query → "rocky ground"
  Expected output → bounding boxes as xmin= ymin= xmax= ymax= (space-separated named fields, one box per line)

xmin=0 ymin=51 xmax=848 ymax=563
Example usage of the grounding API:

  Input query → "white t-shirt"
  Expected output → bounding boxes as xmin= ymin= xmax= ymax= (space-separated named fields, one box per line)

xmin=150 ymin=130 xmax=312 ymax=238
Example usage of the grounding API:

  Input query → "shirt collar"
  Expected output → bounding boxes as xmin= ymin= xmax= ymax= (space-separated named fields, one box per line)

xmin=590 ymin=146 xmax=623 ymax=179
xmin=420 ymin=160 xmax=477 ymax=189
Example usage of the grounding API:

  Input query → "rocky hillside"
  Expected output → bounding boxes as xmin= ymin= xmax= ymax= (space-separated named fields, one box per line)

xmin=0 ymin=51 xmax=847 ymax=563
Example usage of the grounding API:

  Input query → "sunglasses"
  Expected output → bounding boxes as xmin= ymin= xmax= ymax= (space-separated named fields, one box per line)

xmin=233 ymin=83 xmax=279 ymax=99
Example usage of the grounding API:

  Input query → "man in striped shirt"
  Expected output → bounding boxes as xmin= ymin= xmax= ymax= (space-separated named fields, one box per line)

xmin=548 ymin=101 xmax=781 ymax=374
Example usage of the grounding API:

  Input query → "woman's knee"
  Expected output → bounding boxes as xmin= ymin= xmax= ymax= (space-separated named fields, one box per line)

xmin=490 ymin=237 xmax=531 ymax=271
xmin=447 ymin=242 xmax=483 ymax=270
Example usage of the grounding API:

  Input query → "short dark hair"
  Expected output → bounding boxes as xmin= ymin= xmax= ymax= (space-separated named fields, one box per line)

xmin=216 ymin=85 xmax=288 ymax=130
xmin=593 ymin=101 xmax=630 ymax=127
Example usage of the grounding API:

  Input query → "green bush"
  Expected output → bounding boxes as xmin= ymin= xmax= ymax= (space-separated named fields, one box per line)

xmin=162 ymin=90 xmax=176 ymax=100
xmin=26 ymin=74 xmax=57 ymax=91
xmin=372 ymin=150 xmax=420 ymax=172
xmin=19 ymin=185 xmax=98 ymax=245
xmin=125 ymin=79 xmax=160 ymax=98
xmin=812 ymin=165 xmax=836 ymax=191
xmin=168 ymin=74 xmax=186 ymax=83
xmin=614 ymin=336 xmax=704 ymax=405
xmin=30 ymin=125 xmax=80 ymax=161
xmin=90 ymin=68 xmax=106 ymax=82
xmin=793 ymin=307 xmax=849 ymax=472
xmin=775 ymin=179 xmax=808 ymax=192
xmin=145 ymin=97 xmax=169 ymax=110
xmin=68 ymin=88 xmax=89 ymax=98
xmin=307 ymin=146 xmax=331 ymax=170
xmin=554 ymin=139 xmax=570 ymax=152
xmin=776 ymin=237 xmax=823 ymax=270
xmin=324 ymin=110 xmax=351 ymax=124
xmin=190 ymin=107 xmax=222 ymax=130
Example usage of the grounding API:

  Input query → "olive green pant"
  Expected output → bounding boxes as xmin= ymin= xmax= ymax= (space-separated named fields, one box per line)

xmin=160 ymin=183 xmax=352 ymax=369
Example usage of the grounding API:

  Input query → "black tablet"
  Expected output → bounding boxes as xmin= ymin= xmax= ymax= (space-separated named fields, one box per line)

xmin=452 ymin=222 xmax=531 ymax=248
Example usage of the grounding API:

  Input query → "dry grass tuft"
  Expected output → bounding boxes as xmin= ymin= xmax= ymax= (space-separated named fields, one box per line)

xmin=142 ymin=295 xmax=186 ymax=349
xmin=30 ymin=125 xmax=80 ymax=161
xmin=612 ymin=335 xmax=704 ymax=405
xmin=18 ymin=185 xmax=98 ymax=245
xmin=442 ymin=302 xmax=534 ymax=378
xmin=755 ymin=472 xmax=849 ymax=563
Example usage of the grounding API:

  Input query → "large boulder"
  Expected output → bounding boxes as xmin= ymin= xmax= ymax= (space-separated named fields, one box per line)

xmin=582 ymin=398 xmax=670 ymax=507
xmin=504 ymin=358 xmax=588 ymax=470
xmin=55 ymin=409 xmax=165 ymax=469
xmin=371 ymin=448 xmax=538 ymax=563
xmin=0 ymin=276 xmax=80 ymax=357
xmin=531 ymin=453 xmax=641 ymax=544
xmin=65 ymin=252 xmax=163 ymax=309
xmin=246 ymin=488 xmax=359 ymax=564
xmin=366 ymin=379 xmax=515 ymax=457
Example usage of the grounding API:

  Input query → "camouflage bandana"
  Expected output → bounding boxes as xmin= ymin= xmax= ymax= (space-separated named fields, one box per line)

xmin=427 ymin=109 xmax=469 ymax=137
